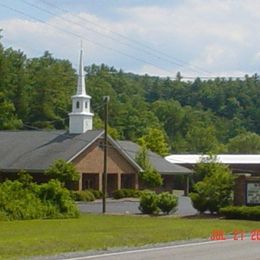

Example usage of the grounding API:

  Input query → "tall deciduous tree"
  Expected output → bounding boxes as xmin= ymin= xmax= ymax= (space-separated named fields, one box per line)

xmin=135 ymin=146 xmax=162 ymax=188
xmin=45 ymin=160 xmax=80 ymax=186
xmin=138 ymin=128 xmax=169 ymax=156
xmin=227 ymin=132 xmax=260 ymax=153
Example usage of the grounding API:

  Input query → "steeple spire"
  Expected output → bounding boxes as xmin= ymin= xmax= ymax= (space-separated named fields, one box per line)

xmin=69 ymin=45 xmax=94 ymax=134
xmin=77 ymin=47 xmax=86 ymax=96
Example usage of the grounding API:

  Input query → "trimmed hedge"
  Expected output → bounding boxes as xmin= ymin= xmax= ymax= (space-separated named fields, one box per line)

xmin=87 ymin=189 xmax=103 ymax=199
xmin=158 ymin=192 xmax=178 ymax=214
xmin=72 ymin=190 xmax=95 ymax=202
xmin=139 ymin=191 xmax=178 ymax=215
xmin=112 ymin=189 xmax=141 ymax=199
xmin=220 ymin=206 xmax=260 ymax=220
xmin=139 ymin=191 xmax=159 ymax=214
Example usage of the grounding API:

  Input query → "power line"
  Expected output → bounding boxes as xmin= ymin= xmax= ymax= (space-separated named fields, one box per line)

xmin=22 ymin=0 xmax=209 ymax=73
xmin=0 ymin=37 xmax=250 ymax=80
xmin=0 ymin=2 xmax=180 ymax=78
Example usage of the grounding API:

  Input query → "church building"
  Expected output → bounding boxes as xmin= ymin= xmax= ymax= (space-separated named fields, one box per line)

xmin=0 ymin=48 xmax=191 ymax=194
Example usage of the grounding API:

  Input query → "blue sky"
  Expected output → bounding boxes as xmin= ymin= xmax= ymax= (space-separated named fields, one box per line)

xmin=1 ymin=0 xmax=260 ymax=78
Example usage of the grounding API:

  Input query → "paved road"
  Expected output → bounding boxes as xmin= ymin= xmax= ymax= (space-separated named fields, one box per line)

xmin=62 ymin=238 xmax=260 ymax=260
xmin=78 ymin=196 xmax=197 ymax=216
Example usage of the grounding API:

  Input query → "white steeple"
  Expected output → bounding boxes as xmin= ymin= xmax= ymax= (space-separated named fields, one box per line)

xmin=69 ymin=47 xmax=94 ymax=134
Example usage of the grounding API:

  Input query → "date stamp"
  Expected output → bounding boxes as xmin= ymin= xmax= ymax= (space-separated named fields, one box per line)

xmin=210 ymin=229 xmax=260 ymax=241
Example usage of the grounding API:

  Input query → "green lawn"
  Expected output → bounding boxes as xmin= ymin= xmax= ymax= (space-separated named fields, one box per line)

xmin=0 ymin=214 xmax=259 ymax=259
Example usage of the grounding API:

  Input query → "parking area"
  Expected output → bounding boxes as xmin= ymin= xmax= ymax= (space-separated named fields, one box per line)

xmin=78 ymin=196 xmax=197 ymax=216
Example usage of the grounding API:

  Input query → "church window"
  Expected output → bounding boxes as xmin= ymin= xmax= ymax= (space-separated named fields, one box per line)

xmin=85 ymin=102 xmax=88 ymax=109
xmin=76 ymin=101 xmax=80 ymax=109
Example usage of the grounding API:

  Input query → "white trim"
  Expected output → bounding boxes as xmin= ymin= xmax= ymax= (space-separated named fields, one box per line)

xmin=107 ymin=136 xmax=143 ymax=172
xmin=67 ymin=131 xmax=104 ymax=162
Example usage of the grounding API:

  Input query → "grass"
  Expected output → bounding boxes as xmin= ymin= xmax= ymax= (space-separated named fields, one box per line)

xmin=0 ymin=214 xmax=259 ymax=259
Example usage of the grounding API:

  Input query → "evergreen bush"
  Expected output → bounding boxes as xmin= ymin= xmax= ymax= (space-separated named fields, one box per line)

xmin=157 ymin=192 xmax=178 ymax=214
xmin=139 ymin=191 xmax=159 ymax=214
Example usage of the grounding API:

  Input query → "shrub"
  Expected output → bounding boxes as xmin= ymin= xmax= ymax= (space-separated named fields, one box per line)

xmin=220 ymin=206 xmax=260 ymax=220
xmin=38 ymin=180 xmax=79 ymax=218
xmin=0 ymin=180 xmax=46 ymax=220
xmin=139 ymin=191 xmax=159 ymax=214
xmin=0 ymin=177 xmax=79 ymax=220
xmin=112 ymin=189 xmax=140 ymax=199
xmin=87 ymin=189 xmax=103 ymax=199
xmin=157 ymin=192 xmax=178 ymax=214
xmin=190 ymin=159 xmax=234 ymax=214
xmin=189 ymin=192 xmax=207 ymax=213
xmin=71 ymin=190 xmax=95 ymax=202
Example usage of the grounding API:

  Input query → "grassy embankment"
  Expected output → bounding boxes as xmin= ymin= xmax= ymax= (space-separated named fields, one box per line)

xmin=0 ymin=214 xmax=259 ymax=259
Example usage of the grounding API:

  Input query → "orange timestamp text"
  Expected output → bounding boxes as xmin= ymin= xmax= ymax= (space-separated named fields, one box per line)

xmin=210 ymin=229 xmax=260 ymax=241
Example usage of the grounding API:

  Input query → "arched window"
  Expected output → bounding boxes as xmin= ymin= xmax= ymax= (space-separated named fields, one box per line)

xmin=76 ymin=101 xmax=80 ymax=109
xmin=85 ymin=101 xmax=88 ymax=109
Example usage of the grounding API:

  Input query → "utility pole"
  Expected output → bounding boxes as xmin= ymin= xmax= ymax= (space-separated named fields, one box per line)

xmin=102 ymin=96 xmax=109 ymax=213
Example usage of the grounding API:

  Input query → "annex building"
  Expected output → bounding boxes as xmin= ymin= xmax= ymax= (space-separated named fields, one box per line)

xmin=166 ymin=154 xmax=260 ymax=205
xmin=0 ymin=49 xmax=191 ymax=194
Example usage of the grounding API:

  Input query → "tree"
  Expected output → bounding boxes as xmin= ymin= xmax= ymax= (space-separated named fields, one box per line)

xmin=227 ymin=132 xmax=260 ymax=153
xmin=135 ymin=146 xmax=162 ymax=188
xmin=185 ymin=125 xmax=224 ymax=154
xmin=190 ymin=158 xmax=234 ymax=214
xmin=0 ymin=92 xmax=22 ymax=129
xmin=45 ymin=160 xmax=80 ymax=186
xmin=138 ymin=128 xmax=169 ymax=156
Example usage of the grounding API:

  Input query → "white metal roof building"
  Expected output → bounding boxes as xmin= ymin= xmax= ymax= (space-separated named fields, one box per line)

xmin=165 ymin=154 xmax=260 ymax=175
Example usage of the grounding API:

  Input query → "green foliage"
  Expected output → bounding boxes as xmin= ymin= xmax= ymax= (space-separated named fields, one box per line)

xmin=87 ymin=189 xmax=103 ymax=199
xmin=227 ymin=132 xmax=260 ymax=153
xmin=135 ymin=146 xmax=163 ymax=188
xmin=139 ymin=191 xmax=159 ymax=214
xmin=138 ymin=128 xmax=169 ymax=156
xmin=190 ymin=158 xmax=235 ymax=214
xmin=189 ymin=192 xmax=207 ymax=213
xmin=0 ymin=176 xmax=79 ymax=220
xmin=220 ymin=206 xmax=260 ymax=220
xmin=72 ymin=190 xmax=95 ymax=202
xmin=112 ymin=189 xmax=141 ymax=199
xmin=1 ymin=42 xmax=260 ymax=153
xmin=0 ymin=92 xmax=22 ymax=129
xmin=157 ymin=192 xmax=178 ymax=214
xmin=38 ymin=180 xmax=79 ymax=218
xmin=45 ymin=160 xmax=80 ymax=185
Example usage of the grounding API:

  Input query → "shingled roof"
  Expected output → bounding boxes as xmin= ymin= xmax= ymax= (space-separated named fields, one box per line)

xmin=117 ymin=140 xmax=192 ymax=175
xmin=0 ymin=130 xmax=191 ymax=175
xmin=0 ymin=130 xmax=104 ymax=172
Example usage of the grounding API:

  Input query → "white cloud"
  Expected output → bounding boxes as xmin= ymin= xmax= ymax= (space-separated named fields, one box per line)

xmin=1 ymin=0 xmax=260 ymax=77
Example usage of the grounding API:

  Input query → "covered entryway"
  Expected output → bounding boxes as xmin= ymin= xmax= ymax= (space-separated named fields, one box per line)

xmin=121 ymin=174 xmax=135 ymax=189
xmin=82 ymin=173 xmax=99 ymax=190
xmin=107 ymin=174 xmax=118 ymax=195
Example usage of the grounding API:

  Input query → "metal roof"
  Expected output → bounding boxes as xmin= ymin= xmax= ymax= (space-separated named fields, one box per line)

xmin=165 ymin=154 xmax=260 ymax=164
xmin=117 ymin=141 xmax=192 ymax=175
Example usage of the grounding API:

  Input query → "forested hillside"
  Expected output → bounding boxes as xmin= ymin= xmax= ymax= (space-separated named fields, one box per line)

xmin=1 ymin=43 xmax=260 ymax=154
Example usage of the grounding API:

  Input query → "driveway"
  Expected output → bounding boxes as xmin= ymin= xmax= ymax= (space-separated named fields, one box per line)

xmin=78 ymin=196 xmax=197 ymax=216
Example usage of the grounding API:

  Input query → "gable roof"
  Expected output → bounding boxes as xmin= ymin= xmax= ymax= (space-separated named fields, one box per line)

xmin=117 ymin=141 xmax=192 ymax=175
xmin=0 ymin=130 xmax=103 ymax=172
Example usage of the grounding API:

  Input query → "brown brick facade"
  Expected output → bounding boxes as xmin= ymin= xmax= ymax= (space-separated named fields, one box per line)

xmin=72 ymin=139 xmax=139 ymax=192
xmin=234 ymin=175 xmax=260 ymax=206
